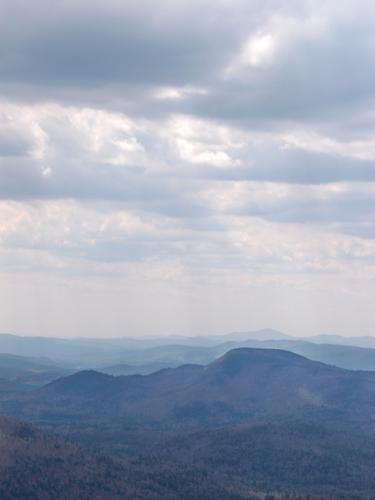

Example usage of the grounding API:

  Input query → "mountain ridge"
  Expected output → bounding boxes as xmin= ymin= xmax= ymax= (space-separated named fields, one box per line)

xmin=3 ymin=348 xmax=375 ymax=432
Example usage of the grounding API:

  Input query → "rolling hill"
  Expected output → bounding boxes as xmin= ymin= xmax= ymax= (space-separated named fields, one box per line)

xmin=4 ymin=348 xmax=375 ymax=432
xmin=0 ymin=353 xmax=71 ymax=387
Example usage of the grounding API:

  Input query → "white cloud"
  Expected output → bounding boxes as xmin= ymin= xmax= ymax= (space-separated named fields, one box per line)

xmin=1 ymin=0 xmax=375 ymax=336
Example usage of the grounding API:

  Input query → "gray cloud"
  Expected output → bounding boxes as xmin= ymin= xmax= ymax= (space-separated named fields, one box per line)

xmin=199 ymin=149 xmax=375 ymax=185
xmin=1 ymin=109 xmax=375 ymax=239
xmin=0 ymin=123 xmax=34 ymax=157
xmin=0 ymin=156 xmax=211 ymax=224
xmin=233 ymin=184 xmax=375 ymax=239
xmin=0 ymin=0 xmax=254 ymax=87
xmin=181 ymin=6 xmax=375 ymax=136
xmin=1 ymin=0 xmax=374 ymax=136
xmin=2 ymin=1 xmax=375 ymax=337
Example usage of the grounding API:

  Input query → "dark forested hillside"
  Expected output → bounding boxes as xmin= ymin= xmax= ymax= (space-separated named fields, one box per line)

xmin=1 ymin=415 xmax=375 ymax=499
xmin=0 ymin=416 xmax=169 ymax=499
xmin=116 ymin=422 xmax=375 ymax=498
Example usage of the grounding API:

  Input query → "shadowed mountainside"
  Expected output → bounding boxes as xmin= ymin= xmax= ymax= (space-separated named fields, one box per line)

xmin=3 ymin=348 xmax=375 ymax=432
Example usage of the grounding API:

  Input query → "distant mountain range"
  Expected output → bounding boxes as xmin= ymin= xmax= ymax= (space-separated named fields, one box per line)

xmin=306 ymin=333 xmax=375 ymax=348
xmin=0 ymin=353 xmax=71 ymax=387
xmin=0 ymin=329 xmax=290 ymax=367
xmin=2 ymin=330 xmax=375 ymax=376
xmin=4 ymin=348 xmax=375 ymax=433
xmin=97 ymin=338 xmax=375 ymax=374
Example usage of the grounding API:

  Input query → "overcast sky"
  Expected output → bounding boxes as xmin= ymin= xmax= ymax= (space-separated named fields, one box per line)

xmin=1 ymin=0 xmax=375 ymax=338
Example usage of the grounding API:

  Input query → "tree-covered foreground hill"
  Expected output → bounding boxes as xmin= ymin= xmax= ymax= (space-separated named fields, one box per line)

xmin=0 ymin=416 xmax=169 ymax=499
xmin=1 ymin=415 xmax=375 ymax=499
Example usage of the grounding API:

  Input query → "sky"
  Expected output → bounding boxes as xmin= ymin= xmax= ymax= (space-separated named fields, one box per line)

xmin=1 ymin=0 xmax=375 ymax=338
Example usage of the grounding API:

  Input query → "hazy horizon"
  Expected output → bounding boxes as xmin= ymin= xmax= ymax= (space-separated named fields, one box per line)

xmin=0 ymin=327 xmax=373 ymax=341
xmin=1 ymin=1 xmax=375 ymax=338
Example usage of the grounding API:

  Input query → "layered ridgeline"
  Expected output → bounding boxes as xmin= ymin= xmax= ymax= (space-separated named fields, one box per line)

xmin=3 ymin=348 xmax=375 ymax=431
xmin=2 ymin=330 xmax=375 ymax=374
xmin=1 ymin=349 xmax=375 ymax=498
xmin=0 ymin=353 xmax=71 ymax=388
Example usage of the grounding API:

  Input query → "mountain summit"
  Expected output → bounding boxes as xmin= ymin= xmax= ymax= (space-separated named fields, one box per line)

xmin=3 ymin=348 xmax=375 ymax=431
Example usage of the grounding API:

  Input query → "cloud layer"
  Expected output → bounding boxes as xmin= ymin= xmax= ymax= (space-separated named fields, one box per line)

xmin=1 ymin=0 xmax=375 ymax=337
